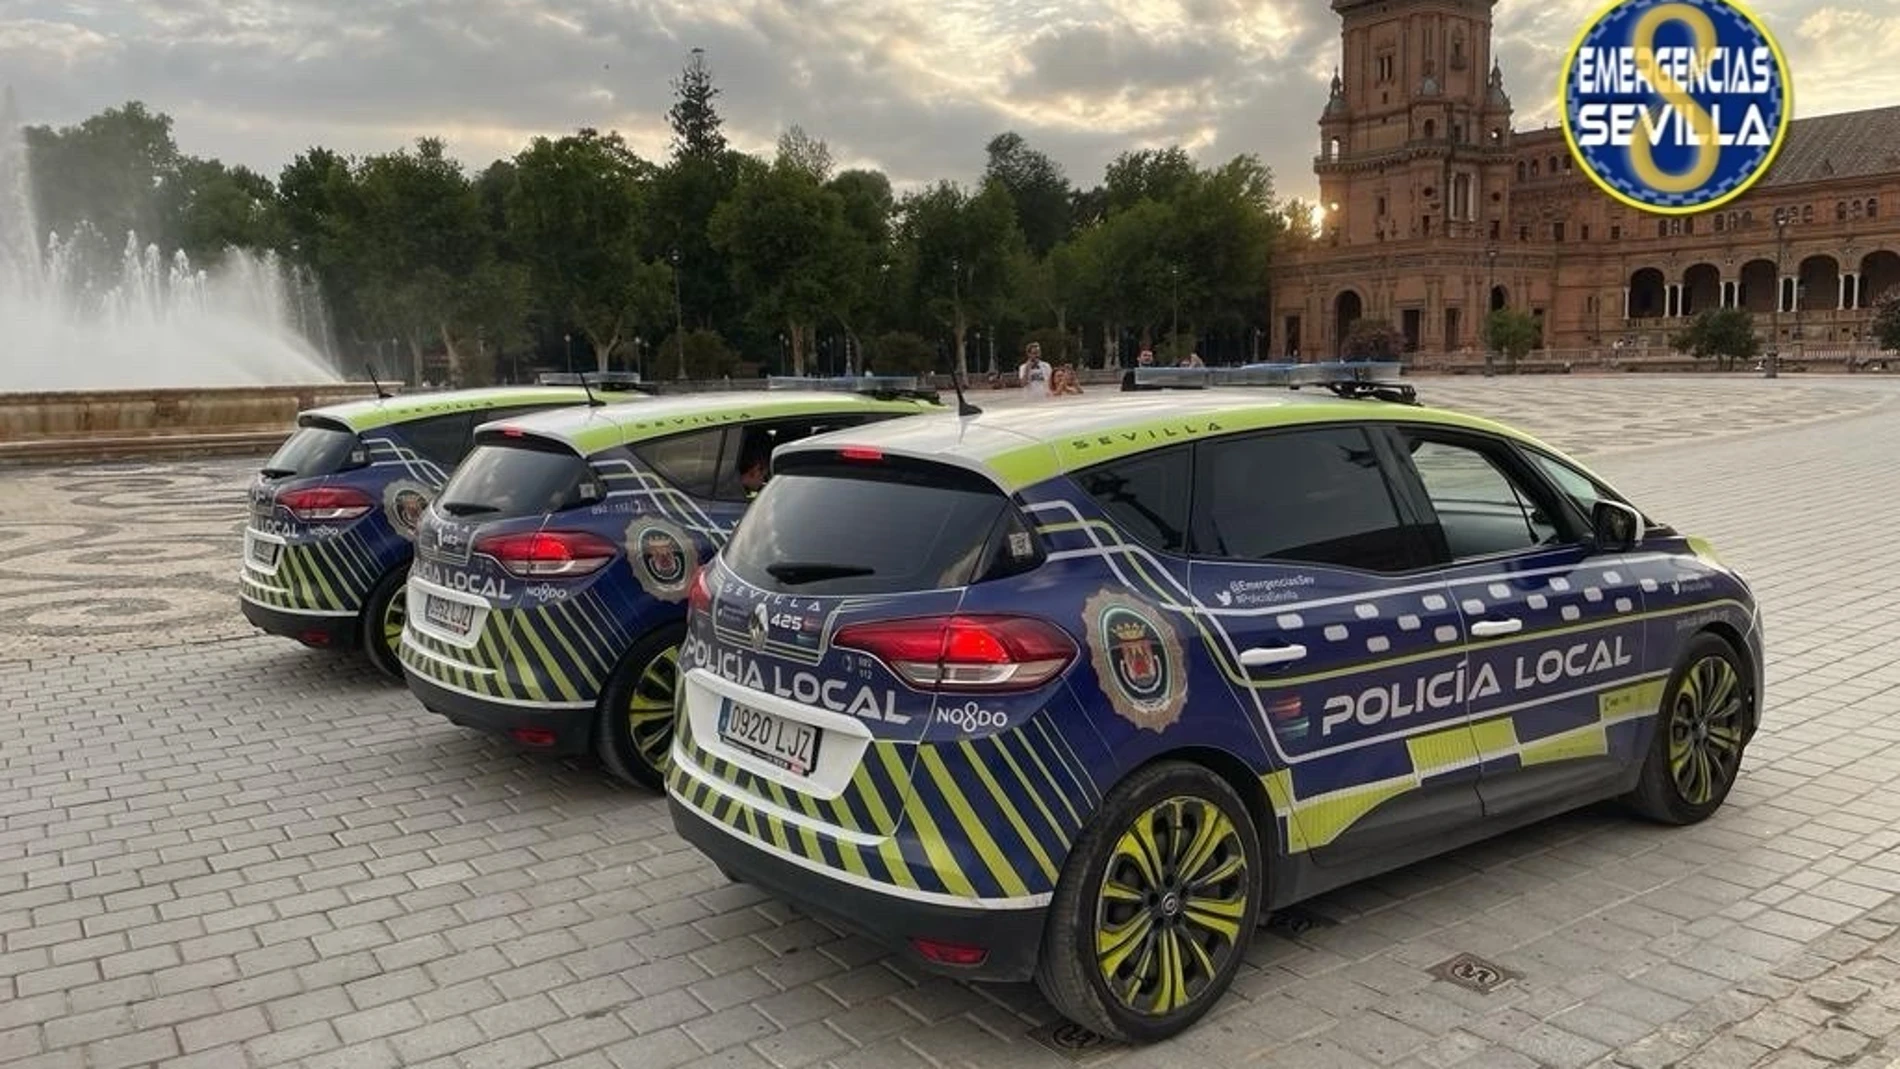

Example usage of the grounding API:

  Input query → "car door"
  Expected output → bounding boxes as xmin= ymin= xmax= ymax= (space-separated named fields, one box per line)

xmin=1183 ymin=424 xmax=1482 ymax=870
xmin=1379 ymin=424 xmax=1651 ymax=822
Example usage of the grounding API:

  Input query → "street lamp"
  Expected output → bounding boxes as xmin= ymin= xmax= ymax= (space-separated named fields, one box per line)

xmin=633 ymin=336 xmax=644 ymax=376
xmin=1484 ymin=247 xmax=1498 ymax=372
xmin=1769 ymin=209 xmax=1789 ymax=378
xmin=564 ymin=333 xmax=572 ymax=373
xmin=1170 ymin=264 xmax=1180 ymax=353
xmin=670 ymin=248 xmax=686 ymax=379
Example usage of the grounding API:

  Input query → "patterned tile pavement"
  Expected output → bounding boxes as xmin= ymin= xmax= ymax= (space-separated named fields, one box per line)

xmin=2 ymin=374 xmax=1899 ymax=1069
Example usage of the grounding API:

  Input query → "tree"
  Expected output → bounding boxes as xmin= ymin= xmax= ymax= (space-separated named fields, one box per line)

xmin=897 ymin=179 xmax=1028 ymax=375
xmin=1670 ymin=307 xmax=1761 ymax=371
xmin=708 ymin=159 xmax=860 ymax=375
xmin=1485 ymin=308 xmax=1541 ymax=371
xmin=1342 ymin=318 xmax=1406 ymax=360
xmin=668 ymin=49 xmax=727 ymax=160
xmin=776 ymin=126 xmax=833 ymax=183
xmin=984 ymin=132 xmax=1073 ymax=256
xmin=506 ymin=130 xmax=670 ymax=372
xmin=1872 ymin=293 xmax=1900 ymax=352
xmin=23 ymin=102 xmax=179 ymax=247
xmin=162 ymin=158 xmax=283 ymax=266
xmin=864 ymin=332 xmax=937 ymax=374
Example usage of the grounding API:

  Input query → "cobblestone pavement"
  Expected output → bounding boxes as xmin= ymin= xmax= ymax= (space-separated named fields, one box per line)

xmin=2 ymin=375 xmax=1900 ymax=1069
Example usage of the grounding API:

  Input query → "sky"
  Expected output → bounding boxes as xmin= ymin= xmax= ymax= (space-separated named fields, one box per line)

xmin=2 ymin=0 xmax=1896 ymax=207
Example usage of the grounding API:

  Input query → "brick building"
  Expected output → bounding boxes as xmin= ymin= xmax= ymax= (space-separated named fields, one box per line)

xmin=1269 ymin=0 xmax=1900 ymax=360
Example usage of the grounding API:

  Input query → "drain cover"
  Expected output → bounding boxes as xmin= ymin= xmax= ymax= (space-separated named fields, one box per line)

xmin=1027 ymin=1021 xmax=1119 ymax=1061
xmin=1428 ymin=952 xmax=1521 ymax=994
xmin=1265 ymin=906 xmax=1339 ymax=936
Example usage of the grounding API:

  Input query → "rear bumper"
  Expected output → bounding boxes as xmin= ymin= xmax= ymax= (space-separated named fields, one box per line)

xmin=668 ymin=795 xmax=1047 ymax=983
xmin=401 ymin=660 xmax=595 ymax=757
xmin=240 ymin=595 xmax=359 ymax=649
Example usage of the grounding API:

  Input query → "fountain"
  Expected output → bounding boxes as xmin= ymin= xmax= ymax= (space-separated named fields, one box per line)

xmin=0 ymin=89 xmax=375 ymax=460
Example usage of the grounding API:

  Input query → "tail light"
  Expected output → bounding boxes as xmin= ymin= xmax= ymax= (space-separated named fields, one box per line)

xmin=834 ymin=615 xmax=1075 ymax=692
xmin=278 ymin=486 xmax=373 ymax=522
xmin=688 ymin=567 xmax=712 ymax=615
xmin=475 ymin=531 xmax=618 ymax=578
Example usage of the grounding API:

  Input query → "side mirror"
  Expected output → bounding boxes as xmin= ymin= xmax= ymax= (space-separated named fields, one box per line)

xmin=1592 ymin=499 xmax=1645 ymax=552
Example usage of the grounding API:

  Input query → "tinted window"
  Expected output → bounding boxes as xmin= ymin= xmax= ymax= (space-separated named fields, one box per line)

xmin=1404 ymin=436 xmax=1558 ymax=559
xmin=437 ymin=442 xmax=603 ymax=520
xmin=262 ymin=423 xmax=361 ymax=478
xmin=400 ymin=413 xmax=474 ymax=468
xmin=1076 ymin=447 xmax=1191 ymax=553
xmin=634 ymin=429 xmax=729 ymax=498
xmin=1190 ymin=427 xmax=1424 ymax=571
xmin=711 ymin=415 xmax=879 ymax=502
xmin=724 ymin=466 xmax=1014 ymax=595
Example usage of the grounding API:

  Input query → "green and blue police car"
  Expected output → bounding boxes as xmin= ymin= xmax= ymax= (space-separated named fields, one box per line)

xmin=666 ymin=363 xmax=1764 ymax=1042
xmin=240 ymin=379 xmax=650 ymax=678
xmin=396 ymin=377 xmax=944 ymax=787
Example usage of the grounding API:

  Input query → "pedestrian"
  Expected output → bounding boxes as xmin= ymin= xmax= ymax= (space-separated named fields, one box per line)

xmin=1121 ymin=349 xmax=1162 ymax=391
xmin=1018 ymin=342 xmax=1052 ymax=400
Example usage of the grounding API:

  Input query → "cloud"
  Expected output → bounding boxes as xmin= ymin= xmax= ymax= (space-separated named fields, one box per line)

xmin=0 ymin=0 xmax=1895 ymax=209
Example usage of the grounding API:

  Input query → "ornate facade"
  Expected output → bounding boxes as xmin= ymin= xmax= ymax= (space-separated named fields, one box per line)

xmin=1270 ymin=0 xmax=1900 ymax=359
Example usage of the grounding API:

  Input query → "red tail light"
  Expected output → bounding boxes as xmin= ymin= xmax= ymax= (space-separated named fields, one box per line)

xmin=834 ymin=615 xmax=1075 ymax=692
xmin=475 ymin=531 xmax=618 ymax=578
xmin=278 ymin=486 xmax=373 ymax=522
xmin=839 ymin=446 xmax=883 ymax=461
xmin=688 ymin=567 xmax=712 ymax=615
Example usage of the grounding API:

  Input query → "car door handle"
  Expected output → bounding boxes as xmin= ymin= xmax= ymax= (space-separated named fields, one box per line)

xmin=1470 ymin=618 xmax=1523 ymax=637
xmin=1240 ymin=644 xmax=1307 ymax=667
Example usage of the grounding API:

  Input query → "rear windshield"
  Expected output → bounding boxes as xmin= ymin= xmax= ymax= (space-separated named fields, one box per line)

xmin=437 ymin=441 xmax=603 ymax=520
xmin=723 ymin=462 xmax=1036 ymax=596
xmin=262 ymin=423 xmax=361 ymax=478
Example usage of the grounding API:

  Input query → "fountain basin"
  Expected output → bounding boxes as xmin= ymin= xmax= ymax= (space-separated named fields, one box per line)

xmin=0 ymin=383 xmax=386 ymax=464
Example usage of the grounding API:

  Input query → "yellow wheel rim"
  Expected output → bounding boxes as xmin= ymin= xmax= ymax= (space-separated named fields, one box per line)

xmin=1668 ymin=655 xmax=1745 ymax=805
xmin=382 ymin=583 xmax=406 ymax=653
xmin=1095 ymin=795 xmax=1249 ymax=1017
xmin=626 ymin=645 xmax=680 ymax=774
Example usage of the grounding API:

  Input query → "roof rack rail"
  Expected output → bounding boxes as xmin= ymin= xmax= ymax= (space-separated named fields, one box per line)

xmin=766 ymin=375 xmax=943 ymax=404
xmin=535 ymin=371 xmax=658 ymax=394
xmin=1132 ymin=361 xmax=1418 ymax=404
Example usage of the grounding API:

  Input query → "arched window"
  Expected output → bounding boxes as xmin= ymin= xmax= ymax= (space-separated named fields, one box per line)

xmin=1516 ymin=161 xmax=1527 ymax=181
xmin=1869 ymin=198 xmax=1879 ymax=218
xmin=1838 ymin=201 xmax=1848 ymax=221
xmin=1530 ymin=159 xmax=1540 ymax=176
xmin=1547 ymin=155 xmax=1558 ymax=173
xmin=1657 ymin=219 xmax=1668 ymax=238
xmin=1715 ymin=214 xmax=1725 ymax=232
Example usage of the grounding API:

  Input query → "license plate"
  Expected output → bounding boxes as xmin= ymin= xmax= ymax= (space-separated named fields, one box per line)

xmin=718 ymin=702 xmax=822 ymax=776
xmin=246 ymin=536 xmax=280 ymax=567
xmin=423 ymin=594 xmax=476 ymax=636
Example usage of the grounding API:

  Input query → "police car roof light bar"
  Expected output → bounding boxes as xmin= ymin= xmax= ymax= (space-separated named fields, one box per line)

xmin=1131 ymin=361 xmax=1418 ymax=404
xmin=765 ymin=375 xmax=943 ymax=404
xmin=536 ymin=371 xmax=657 ymax=394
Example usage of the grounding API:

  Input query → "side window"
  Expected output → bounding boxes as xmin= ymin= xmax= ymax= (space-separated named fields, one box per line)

xmin=1400 ymin=434 xmax=1563 ymax=560
xmin=1075 ymin=446 xmax=1191 ymax=554
xmin=1189 ymin=427 xmax=1427 ymax=572
xmin=712 ymin=415 xmax=875 ymax=502
xmin=399 ymin=413 xmax=475 ymax=468
xmin=633 ymin=428 xmax=731 ymax=499
xmin=1524 ymin=449 xmax=1655 ymax=527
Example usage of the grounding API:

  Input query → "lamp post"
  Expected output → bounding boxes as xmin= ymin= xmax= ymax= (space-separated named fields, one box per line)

xmin=1170 ymin=264 xmax=1180 ymax=353
xmin=1769 ymin=208 xmax=1789 ymax=378
xmin=670 ymin=248 xmax=686 ymax=379
xmin=633 ymin=336 xmax=644 ymax=377
xmin=564 ymin=333 xmax=572 ymax=373
xmin=1484 ymin=247 xmax=1498 ymax=373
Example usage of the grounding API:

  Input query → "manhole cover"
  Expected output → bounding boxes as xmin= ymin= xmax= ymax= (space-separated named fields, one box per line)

xmin=1428 ymin=952 xmax=1521 ymax=994
xmin=1027 ymin=1021 xmax=1120 ymax=1061
xmin=1265 ymin=906 xmax=1338 ymax=935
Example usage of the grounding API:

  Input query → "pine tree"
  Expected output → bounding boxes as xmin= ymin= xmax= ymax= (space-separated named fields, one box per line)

xmin=667 ymin=48 xmax=727 ymax=160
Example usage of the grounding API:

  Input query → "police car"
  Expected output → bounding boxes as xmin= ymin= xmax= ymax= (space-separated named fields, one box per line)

xmin=396 ymin=378 xmax=944 ymax=788
xmin=241 ymin=379 xmax=643 ymax=678
xmin=665 ymin=363 xmax=1763 ymax=1043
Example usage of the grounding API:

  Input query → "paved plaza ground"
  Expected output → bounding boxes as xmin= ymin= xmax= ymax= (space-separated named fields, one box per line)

xmin=2 ymin=373 xmax=1900 ymax=1069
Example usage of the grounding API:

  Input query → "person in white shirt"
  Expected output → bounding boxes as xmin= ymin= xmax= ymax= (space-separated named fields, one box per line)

xmin=1018 ymin=342 xmax=1052 ymax=399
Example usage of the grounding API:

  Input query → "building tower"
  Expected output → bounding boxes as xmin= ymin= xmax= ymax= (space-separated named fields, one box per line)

xmin=1314 ymin=0 xmax=1516 ymax=249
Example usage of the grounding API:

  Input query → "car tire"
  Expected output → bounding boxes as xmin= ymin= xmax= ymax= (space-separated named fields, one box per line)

xmin=360 ymin=565 xmax=410 ymax=683
xmin=1627 ymin=632 xmax=1754 ymax=825
xmin=1034 ymin=760 xmax=1263 ymax=1044
xmin=595 ymin=623 xmax=687 ymax=791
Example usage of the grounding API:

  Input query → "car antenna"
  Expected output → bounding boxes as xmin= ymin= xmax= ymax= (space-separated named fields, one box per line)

xmin=577 ymin=370 xmax=603 ymax=407
xmin=364 ymin=361 xmax=391 ymax=399
xmin=949 ymin=370 xmax=982 ymax=418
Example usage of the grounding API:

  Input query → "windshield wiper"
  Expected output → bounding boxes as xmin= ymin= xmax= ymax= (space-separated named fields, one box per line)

xmin=765 ymin=561 xmax=874 ymax=584
xmin=440 ymin=502 xmax=499 ymax=516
